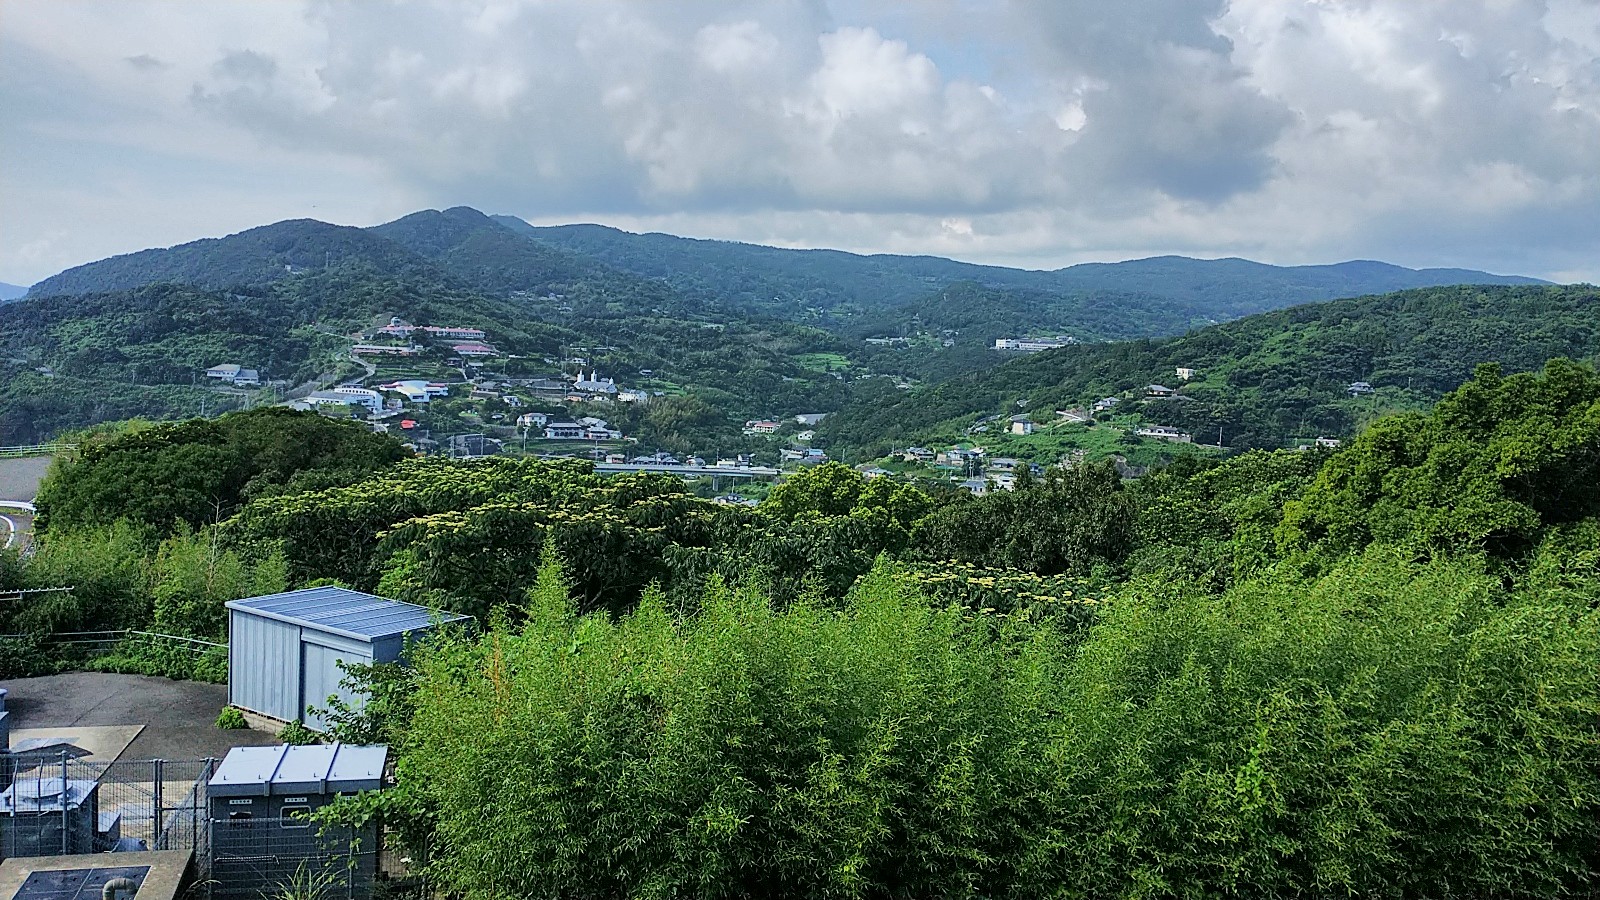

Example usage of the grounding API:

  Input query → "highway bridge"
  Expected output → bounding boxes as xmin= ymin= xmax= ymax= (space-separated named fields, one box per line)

xmin=593 ymin=462 xmax=782 ymax=479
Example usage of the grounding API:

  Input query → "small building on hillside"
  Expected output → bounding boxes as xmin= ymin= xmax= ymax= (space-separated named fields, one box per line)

xmin=544 ymin=422 xmax=584 ymax=440
xmin=1145 ymin=384 xmax=1176 ymax=398
xmin=1348 ymin=381 xmax=1375 ymax=396
xmin=452 ymin=342 xmax=497 ymax=357
xmin=1176 ymin=367 xmax=1198 ymax=381
xmin=1137 ymin=424 xmax=1192 ymax=443
xmin=226 ymin=588 xmax=470 ymax=731
xmin=1009 ymin=415 xmax=1035 ymax=435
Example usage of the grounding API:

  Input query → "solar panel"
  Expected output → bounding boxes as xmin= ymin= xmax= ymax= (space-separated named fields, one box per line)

xmin=14 ymin=866 xmax=149 ymax=900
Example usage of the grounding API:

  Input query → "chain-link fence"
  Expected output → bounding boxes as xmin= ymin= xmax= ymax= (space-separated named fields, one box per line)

xmin=208 ymin=817 xmax=381 ymax=900
xmin=0 ymin=754 xmax=216 ymax=859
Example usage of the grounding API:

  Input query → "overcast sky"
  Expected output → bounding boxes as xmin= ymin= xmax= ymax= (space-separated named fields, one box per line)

xmin=2 ymin=0 xmax=1598 ymax=286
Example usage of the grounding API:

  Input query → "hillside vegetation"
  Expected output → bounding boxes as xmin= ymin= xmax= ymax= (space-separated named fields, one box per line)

xmin=3 ymin=362 xmax=1599 ymax=897
xmin=502 ymin=215 xmax=1543 ymax=325
xmin=822 ymin=283 xmax=1600 ymax=457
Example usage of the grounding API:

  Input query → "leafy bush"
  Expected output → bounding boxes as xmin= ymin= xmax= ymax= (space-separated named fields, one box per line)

xmin=215 ymin=707 xmax=249 ymax=730
xmin=277 ymin=721 xmax=320 ymax=746
xmin=0 ymin=634 xmax=64 ymax=679
xmin=86 ymin=634 xmax=227 ymax=684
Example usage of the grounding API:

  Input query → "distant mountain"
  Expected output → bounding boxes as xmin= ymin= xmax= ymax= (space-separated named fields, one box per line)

xmin=26 ymin=219 xmax=444 ymax=298
xmin=23 ymin=207 xmax=705 ymax=319
xmin=19 ymin=206 xmax=1549 ymax=346
xmin=494 ymin=216 xmax=1547 ymax=327
xmin=0 ymin=282 xmax=27 ymax=302
xmin=820 ymin=283 xmax=1600 ymax=458
xmin=371 ymin=206 xmax=602 ymax=291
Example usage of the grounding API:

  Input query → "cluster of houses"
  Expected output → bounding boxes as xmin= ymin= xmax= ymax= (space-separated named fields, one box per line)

xmin=881 ymin=446 xmax=1036 ymax=495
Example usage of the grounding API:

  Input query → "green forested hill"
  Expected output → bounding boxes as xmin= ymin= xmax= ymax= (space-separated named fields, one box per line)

xmin=820 ymin=284 xmax=1600 ymax=457
xmin=498 ymin=215 xmax=1544 ymax=327
xmin=25 ymin=219 xmax=442 ymax=298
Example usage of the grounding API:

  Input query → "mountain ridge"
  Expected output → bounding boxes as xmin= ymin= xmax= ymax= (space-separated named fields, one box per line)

xmin=20 ymin=208 xmax=1545 ymax=336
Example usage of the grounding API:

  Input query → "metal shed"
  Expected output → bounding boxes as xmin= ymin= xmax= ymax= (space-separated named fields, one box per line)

xmin=226 ymin=587 xmax=470 ymax=730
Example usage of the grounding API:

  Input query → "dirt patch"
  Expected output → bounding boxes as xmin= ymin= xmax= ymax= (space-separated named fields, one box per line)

xmin=2 ymin=672 xmax=281 ymax=761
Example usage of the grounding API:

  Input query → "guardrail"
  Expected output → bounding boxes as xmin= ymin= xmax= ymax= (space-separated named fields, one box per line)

xmin=0 ymin=442 xmax=74 ymax=459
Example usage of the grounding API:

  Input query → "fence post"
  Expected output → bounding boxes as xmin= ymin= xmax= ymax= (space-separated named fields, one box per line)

xmin=59 ymin=750 xmax=70 ymax=854
xmin=153 ymin=758 xmax=165 ymax=847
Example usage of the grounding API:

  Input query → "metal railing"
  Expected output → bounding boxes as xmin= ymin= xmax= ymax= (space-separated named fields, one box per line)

xmin=0 ymin=627 xmax=228 ymax=682
xmin=0 ymin=444 xmax=74 ymax=459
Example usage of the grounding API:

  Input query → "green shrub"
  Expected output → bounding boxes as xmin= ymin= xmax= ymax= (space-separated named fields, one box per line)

xmin=215 ymin=707 xmax=249 ymax=730
xmin=277 ymin=721 xmax=320 ymax=746
xmin=86 ymin=635 xmax=227 ymax=683
xmin=0 ymin=634 xmax=64 ymax=679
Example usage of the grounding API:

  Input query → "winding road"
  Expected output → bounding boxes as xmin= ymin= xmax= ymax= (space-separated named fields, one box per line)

xmin=0 ymin=452 xmax=51 ymax=552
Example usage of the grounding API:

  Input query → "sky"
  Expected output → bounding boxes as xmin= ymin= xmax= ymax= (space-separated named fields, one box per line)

xmin=2 ymin=0 xmax=1598 ymax=286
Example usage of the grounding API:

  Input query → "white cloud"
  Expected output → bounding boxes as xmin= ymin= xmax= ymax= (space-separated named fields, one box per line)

xmin=1 ymin=0 xmax=1598 ymax=285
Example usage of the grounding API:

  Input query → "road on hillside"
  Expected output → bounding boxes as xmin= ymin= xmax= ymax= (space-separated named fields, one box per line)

xmin=0 ymin=454 xmax=52 ymax=502
xmin=0 ymin=511 xmax=29 ymax=551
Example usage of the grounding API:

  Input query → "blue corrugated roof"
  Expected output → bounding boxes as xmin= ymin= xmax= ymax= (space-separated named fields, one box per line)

xmin=225 ymin=587 xmax=470 ymax=642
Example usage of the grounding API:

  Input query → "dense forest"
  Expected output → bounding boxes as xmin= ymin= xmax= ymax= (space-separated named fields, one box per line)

xmin=3 ymin=360 xmax=1599 ymax=897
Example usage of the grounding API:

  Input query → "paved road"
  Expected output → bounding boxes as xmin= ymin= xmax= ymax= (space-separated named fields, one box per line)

xmin=0 ymin=511 xmax=26 ymax=551
xmin=0 ymin=454 xmax=52 ymax=503
xmin=2 ymin=672 xmax=280 ymax=760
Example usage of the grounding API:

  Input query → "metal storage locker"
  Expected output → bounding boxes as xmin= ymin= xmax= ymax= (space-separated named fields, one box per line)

xmin=225 ymin=588 xmax=470 ymax=729
xmin=207 ymin=743 xmax=388 ymax=900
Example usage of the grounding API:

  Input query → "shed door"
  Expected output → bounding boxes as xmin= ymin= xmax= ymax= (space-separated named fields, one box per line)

xmin=300 ymin=641 xmax=372 ymax=731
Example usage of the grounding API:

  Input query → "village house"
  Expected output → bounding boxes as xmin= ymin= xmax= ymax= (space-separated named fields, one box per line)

xmin=1145 ymin=384 xmax=1177 ymax=398
xmin=204 ymin=363 xmax=261 ymax=385
xmin=380 ymin=379 xmax=450 ymax=404
xmin=743 ymin=419 xmax=781 ymax=435
xmin=516 ymin=412 xmax=550 ymax=429
xmin=378 ymin=322 xmax=487 ymax=341
xmin=1093 ymin=396 xmax=1121 ymax=413
xmin=1009 ymin=415 xmax=1035 ymax=435
xmin=452 ymin=342 xmax=498 ymax=357
xmin=1176 ymin=367 xmax=1199 ymax=381
xmin=1348 ymin=381 xmax=1376 ymax=396
xmin=353 ymin=343 xmax=420 ymax=356
xmin=331 ymin=385 xmax=383 ymax=413
xmin=993 ymin=336 xmax=1074 ymax=352
xmin=902 ymin=446 xmax=936 ymax=464
xmin=1137 ymin=424 xmax=1193 ymax=443
xmin=303 ymin=390 xmax=369 ymax=413
xmin=543 ymin=422 xmax=585 ymax=440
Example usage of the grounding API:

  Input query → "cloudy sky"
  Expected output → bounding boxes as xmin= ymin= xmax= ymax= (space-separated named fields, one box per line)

xmin=2 ymin=0 xmax=1598 ymax=286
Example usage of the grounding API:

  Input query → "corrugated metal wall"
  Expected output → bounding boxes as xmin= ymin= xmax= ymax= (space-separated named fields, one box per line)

xmin=230 ymin=613 xmax=301 ymax=722
xmin=300 ymin=638 xmax=372 ymax=731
